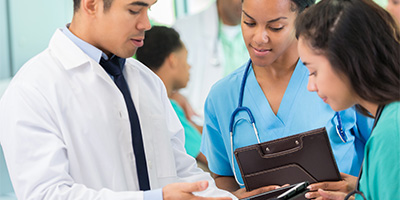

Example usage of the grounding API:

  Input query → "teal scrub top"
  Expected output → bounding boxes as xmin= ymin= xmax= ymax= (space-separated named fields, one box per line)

xmin=201 ymin=59 xmax=373 ymax=185
xmin=356 ymin=102 xmax=400 ymax=200
xmin=170 ymin=99 xmax=202 ymax=158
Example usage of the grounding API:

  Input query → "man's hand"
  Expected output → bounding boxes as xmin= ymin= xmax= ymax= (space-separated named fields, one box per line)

xmin=212 ymin=174 xmax=284 ymax=200
xmin=305 ymin=173 xmax=357 ymax=199
xmin=162 ymin=181 xmax=233 ymax=200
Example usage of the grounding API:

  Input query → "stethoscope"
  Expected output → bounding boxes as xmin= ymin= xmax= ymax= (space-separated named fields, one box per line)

xmin=228 ymin=60 xmax=347 ymax=186
xmin=210 ymin=36 xmax=221 ymax=67
xmin=209 ymin=19 xmax=222 ymax=67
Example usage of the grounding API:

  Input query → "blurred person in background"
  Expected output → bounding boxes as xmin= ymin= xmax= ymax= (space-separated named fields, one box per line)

xmin=173 ymin=0 xmax=249 ymax=125
xmin=136 ymin=26 xmax=208 ymax=170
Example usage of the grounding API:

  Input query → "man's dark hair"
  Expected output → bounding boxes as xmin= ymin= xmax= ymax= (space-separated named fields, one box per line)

xmin=296 ymin=0 xmax=400 ymax=116
xmin=73 ymin=0 xmax=113 ymax=12
xmin=136 ymin=26 xmax=184 ymax=72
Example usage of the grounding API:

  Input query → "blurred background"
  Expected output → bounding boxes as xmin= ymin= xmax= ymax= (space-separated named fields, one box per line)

xmin=0 ymin=0 xmax=389 ymax=199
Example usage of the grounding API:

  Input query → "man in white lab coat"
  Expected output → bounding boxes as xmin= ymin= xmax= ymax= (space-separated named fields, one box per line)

xmin=173 ymin=0 xmax=248 ymax=121
xmin=0 ymin=0 xmax=240 ymax=199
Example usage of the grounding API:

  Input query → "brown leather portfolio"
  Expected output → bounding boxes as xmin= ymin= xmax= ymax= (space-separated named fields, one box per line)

xmin=234 ymin=127 xmax=341 ymax=196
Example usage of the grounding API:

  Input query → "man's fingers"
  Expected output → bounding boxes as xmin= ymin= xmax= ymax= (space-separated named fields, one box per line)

xmin=197 ymin=197 xmax=233 ymax=200
xmin=281 ymin=184 xmax=290 ymax=187
xmin=163 ymin=181 xmax=233 ymax=200
xmin=181 ymin=181 xmax=209 ymax=193
xmin=241 ymin=185 xmax=280 ymax=199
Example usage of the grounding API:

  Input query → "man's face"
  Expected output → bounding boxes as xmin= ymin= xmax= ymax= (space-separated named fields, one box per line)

xmin=91 ymin=0 xmax=156 ymax=58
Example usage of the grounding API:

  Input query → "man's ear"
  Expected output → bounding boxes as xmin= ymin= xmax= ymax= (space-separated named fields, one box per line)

xmin=166 ymin=52 xmax=178 ymax=70
xmin=81 ymin=0 xmax=101 ymax=15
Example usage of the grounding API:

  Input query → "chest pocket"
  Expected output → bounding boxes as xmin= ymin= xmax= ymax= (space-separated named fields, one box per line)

xmin=146 ymin=116 xmax=177 ymax=179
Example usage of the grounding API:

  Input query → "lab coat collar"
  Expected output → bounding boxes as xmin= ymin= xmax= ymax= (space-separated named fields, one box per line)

xmin=49 ymin=28 xmax=93 ymax=70
xmin=48 ymin=28 xmax=118 ymax=91
xmin=61 ymin=25 xmax=103 ymax=63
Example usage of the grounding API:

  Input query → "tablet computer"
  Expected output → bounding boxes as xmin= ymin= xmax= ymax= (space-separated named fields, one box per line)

xmin=239 ymin=181 xmax=309 ymax=200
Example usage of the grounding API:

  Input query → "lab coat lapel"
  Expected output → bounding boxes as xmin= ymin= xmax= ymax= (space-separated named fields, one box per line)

xmin=49 ymin=29 xmax=137 ymax=139
xmin=49 ymin=29 xmax=117 ymax=85
xmin=49 ymin=29 xmax=90 ymax=70
xmin=123 ymin=60 xmax=141 ymax=116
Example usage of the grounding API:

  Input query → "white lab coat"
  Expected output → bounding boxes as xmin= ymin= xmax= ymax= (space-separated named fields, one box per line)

xmin=173 ymin=2 xmax=225 ymax=117
xmin=0 ymin=29 xmax=237 ymax=200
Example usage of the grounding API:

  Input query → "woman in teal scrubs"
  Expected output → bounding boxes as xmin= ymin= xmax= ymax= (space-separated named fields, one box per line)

xmin=201 ymin=0 xmax=373 ymax=198
xmin=296 ymin=0 xmax=400 ymax=199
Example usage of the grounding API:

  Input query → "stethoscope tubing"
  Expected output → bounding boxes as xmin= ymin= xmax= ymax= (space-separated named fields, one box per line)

xmin=229 ymin=60 xmax=258 ymax=186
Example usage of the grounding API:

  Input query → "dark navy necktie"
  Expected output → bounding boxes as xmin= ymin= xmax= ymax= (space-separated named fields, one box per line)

xmin=100 ymin=56 xmax=150 ymax=190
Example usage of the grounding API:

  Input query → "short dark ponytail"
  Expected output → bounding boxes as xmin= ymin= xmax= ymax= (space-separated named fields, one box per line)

xmin=136 ymin=26 xmax=184 ymax=72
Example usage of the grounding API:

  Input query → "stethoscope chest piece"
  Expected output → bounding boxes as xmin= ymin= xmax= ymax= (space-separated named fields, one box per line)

xmin=210 ymin=57 xmax=220 ymax=67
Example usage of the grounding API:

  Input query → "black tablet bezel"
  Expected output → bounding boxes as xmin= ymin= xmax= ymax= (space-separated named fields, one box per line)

xmin=238 ymin=182 xmax=309 ymax=200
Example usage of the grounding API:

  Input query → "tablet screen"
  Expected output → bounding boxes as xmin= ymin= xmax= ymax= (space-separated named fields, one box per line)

xmin=239 ymin=182 xmax=309 ymax=200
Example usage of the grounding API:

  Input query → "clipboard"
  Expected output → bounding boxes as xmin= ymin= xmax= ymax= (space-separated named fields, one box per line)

xmin=234 ymin=127 xmax=341 ymax=197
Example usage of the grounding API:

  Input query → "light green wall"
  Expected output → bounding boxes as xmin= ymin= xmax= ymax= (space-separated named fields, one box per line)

xmin=0 ymin=1 xmax=13 ymax=196
xmin=0 ymin=1 xmax=73 ymax=199
xmin=0 ymin=145 xmax=14 ymax=197
xmin=0 ymin=0 xmax=11 ymax=79
xmin=8 ymin=1 xmax=73 ymax=75
xmin=375 ymin=0 xmax=388 ymax=8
